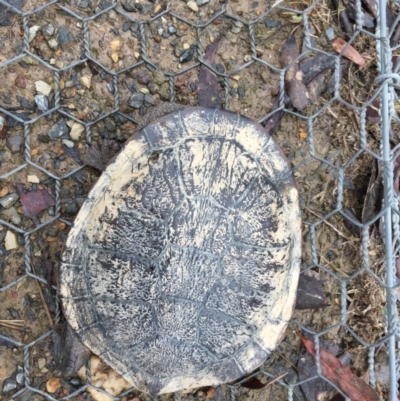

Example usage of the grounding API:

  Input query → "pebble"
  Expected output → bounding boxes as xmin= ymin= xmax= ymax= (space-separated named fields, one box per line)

xmin=144 ymin=94 xmax=155 ymax=107
xmin=129 ymin=92 xmax=144 ymax=108
xmin=111 ymin=53 xmax=119 ymax=63
xmin=2 ymin=378 xmax=17 ymax=393
xmin=235 ymin=21 xmax=244 ymax=28
xmin=62 ymin=139 xmax=74 ymax=148
xmin=35 ymin=80 xmax=52 ymax=96
xmin=109 ymin=9 xmax=116 ymax=19
xmin=231 ymin=26 xmax=241 ymax=34
xmin=42 ymin=23 xmax=55 ymax=36
xmin=23 ymin=55 xmax=39 ymax=65
xmin=197 ymin=0 xmax=209 ymax=5
xmin=34 ymin=95 xmax=49 ymax=112
xmin=57 ymin=26 xmax=75 ymax=46
xmin=265 ymin=19 xmax=281 ymax=29
xmin=64 ymin=202 xmax=79 ymax=215
xmin=107 ymin=81 xmax=115 ymax=93
xmin=187 ymin=1 xmax=198 ymax=12
xmin=38 ymin=358 xmax=46 ymax=370
xmin=6 ymin=136 xmax=22 ymax=152
xmin=47 ymin=38 xmax=58 ymax=49
xmin=110 ymin=39 xmax=121 ymax=52
xmin=180 ymin=46 xmax=195 ymax=63
xmin=237 ymin=86 xmax=245 ymax=98
xmin=0 ymin=193 xmax=19 ymax=208
xmin=69 ymin=122 xmax=85 ymax=141
xmin=139 ymin=87 xmax=149 ymax=94
xmin=5 ymin=230 xmax=18 ymax=250
xmin=25 ymin=308 xmax=35 ymax=321
xmin=27 ymin=175 xmax=40 ymax=183
xmin=16 ymin=366 xmax=24 ymax=386
xmin=0 ymin=116 xmax=6 ymax=137
xmin=48 ymin=119 xmax=69 ymax=140
xmin=79 ymin=75 xmax=91 ymax=89
xmin=1 ymin=207 xmax=21 ymax=225
xmin=153 ymin=69 xmax=167 ymax=85
xmin=137 ymin=70 xmax=152 ymax=85
xmin=46 ymin=377 xmax=61 ymax=393
xmin=216 ymin=63 xmax=225 ymax=73
xmin=231 ymin=74 xmax=240 ymax=81
xmin=168 ymin=26 xmax=177 ymax=34
xmin=182 ymin=42 xmax=190 ymax=50
xmin=325 ymin=27 xmax=335 ymax=41
xmin=29 ymin=25 xmax=41 ymax=43
xmin=14 ymin=74 xmax=26 ymax=89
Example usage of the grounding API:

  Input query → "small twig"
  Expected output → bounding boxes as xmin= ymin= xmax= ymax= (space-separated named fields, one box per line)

xmin=0 ymin=320 xmax=26 ymax=330
xmin=265 ymin=372 xmax=288 ymax=388
xmin=31 ymin=265 xmax=54 ymax=327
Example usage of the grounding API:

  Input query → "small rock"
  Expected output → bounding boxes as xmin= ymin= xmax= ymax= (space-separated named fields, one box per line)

xmin=1 ymin=207 xmax=21 ymax=226
xmin=38 ymin=357 xmax=46 ymax=370
xmin=69 ymin=122 xmax=85 ymax=141
xmin=27 ymin=175 xmax=40 ymax=183
xmin=153 ymin=69 xmax=167 ymax=85
xmin=46 ymin=377 xmax=61 ymax=393
xmin=129 ymin=92 xmax=144 ymax=108
xmin=62 ymin=139 xmax=74 ymax=148
xmin=64 ymin=201 xmax=79 ymax=215
xmin=144 ymin=94 xmax=155 ymax=107
xmin=111 ymin=53 xmax=119 ymax=63
xmin=110 ymin=39 xmax=121 ymax=52
xmin=15 ymin=366 xmax=24 ymax=386
xmin=231 ymin=74 xmax=240 ymax=81
xmin=137 ymin=70 xmax=152 ymax=85
xmin=187 ymin=0 xmax=198 ymax=12
xmin=6 ymin=136 xmax=22 ymax=152
xmin=14 ymin=74 xmax=26 ymax=89
xmin=48 ymin=119 xmax=69 ymax=140
xmin=168 ymin=25 xmax=177 ymax=34
xmin=5 ymin=231 xmax=18 ymax=250
xmin=0 ymin=193 xmax=19 ymax=208
xmin=34 ymin=95 xmax=49 ymax=112
xmin=29 ymin=25 xmax=41 ymax=43
xmin=107 ymin=81 xmax=115 ymax=93
xmin=2 ymin=377 xmax=17 ymax=393
xmin=237 ymin=87 xmax=245 ymax=98
xmin=22 ymin=55 xmax=39 ymax=65
xmin=0 ymin=116 xmax=7 ymax=139
xmin=42 ymin=23 xmax=55 ymax=37
xmin=265 ymin=19 xmax=281 ymax=28
xmin=235 ymin=21 xmax=244 ymax=28
xmin=325 ymin=27 xmax=335 ymax=41
xmin=154 ymin=35 xmax=162 ymax=43
xmin=216 ymin=63 xmax=225 ymax=73
xmin=35 ymin=80 xmax=52 ymax=96
xmin=231 ymin=26 xmax=241 ymax=34
xmin=182 ymin=42 xmax=190 ymax=50
xmin=57 ymin=26 xmax=75 ymax=46
xmin=180 ymin=45 xmax=195 ymax=63
xmin=196 ymin=0 xmax=209 ymax=5
xmin=79 ymin=75 xmax=91 ymax=89
xmin=139 ymin=87 xmax=149 ymax=94
xmin=47 ymin=38 xmax=58 ymax=49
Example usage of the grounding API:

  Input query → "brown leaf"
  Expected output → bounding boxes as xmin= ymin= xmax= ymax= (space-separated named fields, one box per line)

xmin=299 ymin=334 xmax=380 ymax=401
xmin=281 ymin=35 xmax=310 ymax=110
xmin=16 ymin=183 xmax=55 ymax=226
xmin=362 ymin=158 xmax=383 ymax=224
xmin=198 ymin=31 xmax=225 ymax=108
xmin=332 ymin=38 xmax=365 ymax=67
xmin=81 ymin=139 xmax=121 ymax=171
xmin=295 ymin=270 xmax=330 ymax=310
xmin=300 ymin=53 xmax=336 ymax=86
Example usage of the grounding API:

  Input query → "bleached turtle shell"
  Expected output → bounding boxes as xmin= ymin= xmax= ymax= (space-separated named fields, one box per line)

xmin=60 ymin=107 xmax=301 ymax=395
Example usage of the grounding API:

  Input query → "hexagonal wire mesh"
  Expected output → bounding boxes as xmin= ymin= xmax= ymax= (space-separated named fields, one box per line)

xmin=0 ymin=0 xmax=399 ymax=400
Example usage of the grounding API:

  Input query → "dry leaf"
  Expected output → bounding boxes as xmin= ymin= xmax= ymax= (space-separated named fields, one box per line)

xmin=299 ymin=333 xmax=380 ymax=401
xmin=332 ymin=38 xmax=365 ymax=66
xmin=16 ymin=183 xmax=55 ymax=226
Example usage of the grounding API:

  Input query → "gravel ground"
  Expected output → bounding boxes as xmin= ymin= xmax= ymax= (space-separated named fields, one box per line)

xmin=0 ymin=0 xmax=396 ymax=400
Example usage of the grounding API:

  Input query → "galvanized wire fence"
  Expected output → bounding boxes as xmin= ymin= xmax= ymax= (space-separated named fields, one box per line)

xmin=0 ymin=0 xmax=399 ymax=400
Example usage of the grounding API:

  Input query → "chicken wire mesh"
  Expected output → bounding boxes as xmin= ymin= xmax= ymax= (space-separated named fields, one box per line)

xmin=0 ymin=0 xmax=399 ymax=400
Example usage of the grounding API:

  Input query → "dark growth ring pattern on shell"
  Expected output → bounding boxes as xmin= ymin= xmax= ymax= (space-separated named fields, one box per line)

xmin=60 ymin=107 xmax=301 ymax=395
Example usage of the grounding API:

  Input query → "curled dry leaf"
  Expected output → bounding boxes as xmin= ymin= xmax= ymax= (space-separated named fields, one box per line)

xmin=332 ymin=38 xmax=365 ymax=67
xmin=299 ymin=333 xmax=380 ymax=401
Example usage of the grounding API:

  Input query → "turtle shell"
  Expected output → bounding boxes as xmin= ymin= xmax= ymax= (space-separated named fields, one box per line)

xmin=60 ymin=107 xmax=301 ymax=395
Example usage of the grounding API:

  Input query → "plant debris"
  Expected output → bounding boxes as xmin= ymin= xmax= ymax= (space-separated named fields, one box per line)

xmin=299 ymin=333 xmax=380 ymax=401
xmin=332 ymin=38 xmax=365 ymax=67
xmin=295 ymin=270 xmax=330 ymax=310
xmin=281 ymin=34 xmax=310 ymax=110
